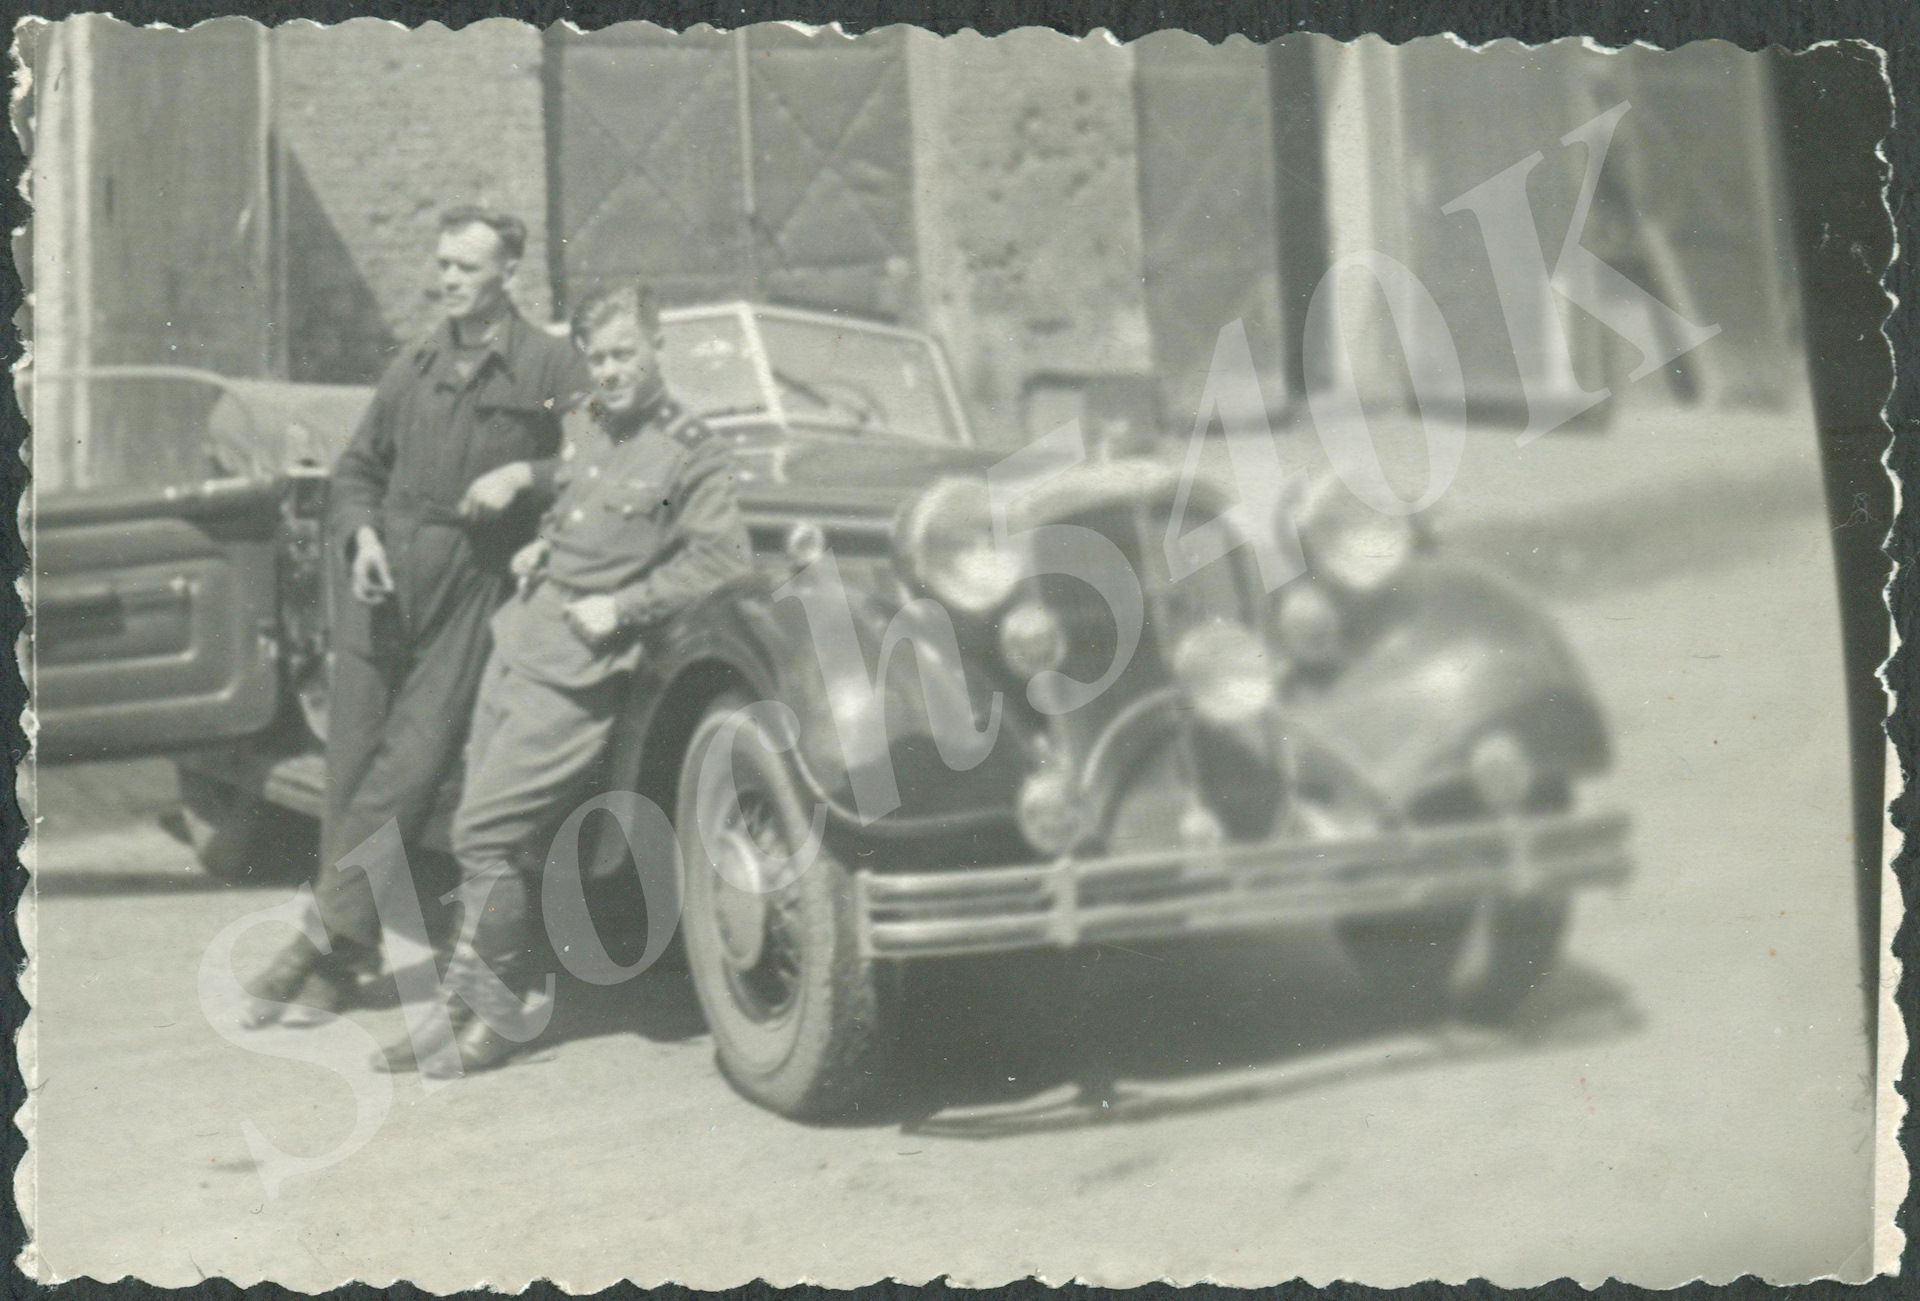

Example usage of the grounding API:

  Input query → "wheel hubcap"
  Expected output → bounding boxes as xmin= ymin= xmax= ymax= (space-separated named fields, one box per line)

xmin=712 ymin=824 xmax=771 ymax=972
xmin=703 ymin=786 xmax=803 ymax=1017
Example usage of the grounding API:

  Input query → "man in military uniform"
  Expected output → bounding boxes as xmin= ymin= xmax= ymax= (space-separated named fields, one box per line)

xmin=247 ymin=208 xmax=589 ymax=1025
xmin=378 ymin=282 xmax=751 ymax=1076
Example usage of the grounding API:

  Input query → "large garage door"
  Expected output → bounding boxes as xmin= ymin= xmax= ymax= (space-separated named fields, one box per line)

xmin=31 ymin=17 xmax=276 ymax=492
xmin=1133 ymin=35 xmax=1307 ymax=425
xmin=546 ymin=25 xmax=916 ymax=320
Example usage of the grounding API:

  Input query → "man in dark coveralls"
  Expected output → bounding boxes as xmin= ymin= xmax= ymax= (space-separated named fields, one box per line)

xmin=376 ymin=283 xmax=751 ymax=1077
xmin=247 ymin=207 xmax=589 ymax=1025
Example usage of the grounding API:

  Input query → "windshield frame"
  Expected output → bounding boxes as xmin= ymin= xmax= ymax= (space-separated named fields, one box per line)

xmin=659 ymin=301 xmax=974 ymax=448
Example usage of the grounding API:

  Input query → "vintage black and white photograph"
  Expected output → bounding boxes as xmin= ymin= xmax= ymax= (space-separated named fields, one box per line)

xmin=13 ymin=18 xmax=1900 ymax=1289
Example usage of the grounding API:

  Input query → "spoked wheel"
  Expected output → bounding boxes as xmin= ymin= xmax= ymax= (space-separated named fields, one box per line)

xmin=677 ymin=691 xmax=898 ymax=1119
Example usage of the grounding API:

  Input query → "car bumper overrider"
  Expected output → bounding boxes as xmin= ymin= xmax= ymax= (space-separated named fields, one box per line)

xmin=855 ymin=809 xmax=1631 ymax=960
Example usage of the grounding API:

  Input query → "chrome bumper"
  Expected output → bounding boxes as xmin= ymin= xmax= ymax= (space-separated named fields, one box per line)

xmin=855 ymin=809 xmax=1631 ymax=960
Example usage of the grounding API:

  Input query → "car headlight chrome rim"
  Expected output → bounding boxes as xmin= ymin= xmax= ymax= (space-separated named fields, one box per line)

xmin=998 ymin=599 xmax=1068 ymax=678
xmin=1298 ymin=479 xmax=1416 ymax=595
xmin=1171 ymin=620 xmax=1274 ymax=726
xmin=898 ymin=477 xmax=1023 ymax=615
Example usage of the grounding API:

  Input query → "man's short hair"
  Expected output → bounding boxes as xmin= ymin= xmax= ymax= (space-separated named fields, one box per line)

xmin=570 ymin=283 xmax=662 ymax=344
xmin=439 ymin=206 xmax=527 ymax=263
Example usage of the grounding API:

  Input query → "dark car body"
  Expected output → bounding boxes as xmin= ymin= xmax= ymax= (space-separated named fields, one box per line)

xmin=35 ymin=304 xmax=1628 ymax=1111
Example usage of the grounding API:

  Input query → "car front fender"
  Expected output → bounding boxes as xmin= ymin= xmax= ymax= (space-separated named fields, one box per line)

xmin=1285 ymin=559 xmax=1611 ymax=812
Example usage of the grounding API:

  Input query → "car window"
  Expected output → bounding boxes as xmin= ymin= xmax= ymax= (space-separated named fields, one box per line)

xmin=754 ymin=315 xmax=962 ymax=444
xmin=32 ymin=371 xmax=231 ymax=493
xmin=659 ymin=314 xmax=769 ymax=420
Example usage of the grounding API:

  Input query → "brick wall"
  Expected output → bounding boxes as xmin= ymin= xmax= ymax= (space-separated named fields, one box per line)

xmin=908 ymin=30 xmax=1155 ymax=446
xmin=269 ymin=22 xmax=1155 ymax=427
xmin=275 ymin=19 xmax=554 ymax=383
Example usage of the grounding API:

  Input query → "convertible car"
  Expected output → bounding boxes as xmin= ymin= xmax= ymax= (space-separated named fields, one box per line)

xmin=35 ymin=303 xmax=1630 ymax=1118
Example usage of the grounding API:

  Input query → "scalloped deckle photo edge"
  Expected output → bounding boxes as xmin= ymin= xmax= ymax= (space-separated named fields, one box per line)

xmin=9 ymin=16 xmax=1905 ymax=1291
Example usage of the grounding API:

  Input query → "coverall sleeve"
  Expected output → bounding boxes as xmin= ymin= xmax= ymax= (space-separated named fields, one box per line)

xmin=525 ymin=352 xmax=593 ymax=504
xmin=611 ymin=437 xmax=753 ymax=628
xmin=329 ymin=361 xmax=405 ymax=551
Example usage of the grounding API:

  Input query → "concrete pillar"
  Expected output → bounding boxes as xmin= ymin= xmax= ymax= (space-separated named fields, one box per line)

xmin=1311 ymin=35 xmax=1421 ymax=415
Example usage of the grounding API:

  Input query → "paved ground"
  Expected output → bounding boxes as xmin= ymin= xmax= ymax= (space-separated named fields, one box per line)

xmin=18 ymin=453 xmax=1876 ymax=1289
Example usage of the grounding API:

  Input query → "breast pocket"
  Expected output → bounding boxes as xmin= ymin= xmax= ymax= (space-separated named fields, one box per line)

xmin=604 ymin=474 xmax=674 ymax=515
xmin=595 ymin=480 xmax=672 ymax=551
xmin=475 ymin=385 xmax=557 ymax=465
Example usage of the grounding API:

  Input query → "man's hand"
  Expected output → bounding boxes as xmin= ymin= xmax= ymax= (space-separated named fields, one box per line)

xmin=510 ymin=538 xmax=550 ymax=594
xmin=459 ymin=461 xmax=534 ymax=518
xmin=350 ymin=527 xmax=395 ymax=604
xmin=563 ymin=594 xmax=623 ymax=650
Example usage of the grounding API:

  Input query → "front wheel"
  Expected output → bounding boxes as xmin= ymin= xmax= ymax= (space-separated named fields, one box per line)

xmin=676 ymin=691 xmax=899 ymax=1119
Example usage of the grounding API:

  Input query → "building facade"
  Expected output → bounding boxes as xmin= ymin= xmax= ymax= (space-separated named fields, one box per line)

xmin=28 ymin=20 xmax=1802 ymax=485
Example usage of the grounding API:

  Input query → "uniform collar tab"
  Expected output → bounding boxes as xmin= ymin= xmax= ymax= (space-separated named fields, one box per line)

xmin=592 ymin=379 xmax=673 ymax=437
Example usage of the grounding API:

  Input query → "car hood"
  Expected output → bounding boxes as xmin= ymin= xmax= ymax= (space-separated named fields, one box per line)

xmin=733 ymin=429 xmax=1006 ymax=520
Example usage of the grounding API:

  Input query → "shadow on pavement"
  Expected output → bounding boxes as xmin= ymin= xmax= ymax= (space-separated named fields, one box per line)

xmin=879 ymin=933 xmax=1641 ymax=1137
xmin=253 ymin=883 xmax=1641 ymax=1124
xmin=508 ymin=921 xmax=1639 ymax=1132
xmin=544 ymin=966 xmax=710 ymax=1045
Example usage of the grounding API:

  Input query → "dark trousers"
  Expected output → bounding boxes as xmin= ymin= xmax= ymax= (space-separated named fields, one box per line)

xmin=313 ymin=566 xmax=503 ymax=953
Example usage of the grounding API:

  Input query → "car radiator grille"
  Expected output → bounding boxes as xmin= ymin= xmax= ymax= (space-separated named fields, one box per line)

xmin=1026 ymin=497 xmax=1267 ymax=799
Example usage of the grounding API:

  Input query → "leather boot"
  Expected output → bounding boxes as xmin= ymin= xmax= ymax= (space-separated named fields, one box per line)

xmin=417 ymin=945 xmax=547 ymax=1080
xmin=370 ymin=998 xmax=471 ymax=1074
xmin=435 ymin=1014 xmax=530 ymax=1078
xmin=242 ymin=937 xmax=327 ymax=1029
xmin=277 ymin=946 xmax=383 ymax=1028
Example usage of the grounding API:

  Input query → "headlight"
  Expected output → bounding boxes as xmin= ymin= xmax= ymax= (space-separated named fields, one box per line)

xmin=1171 ymin=620 xmax=1274 ymax=725
xmin=1272 ymin=581 xmax=1341 ymax=664
xmin=998 ymin=599 xmax=1068 ymax=678
xmin=898 ymin=477 xmax=1022 ymax=615
xmin=1298 ymin=480 xmax=1415 ymax=594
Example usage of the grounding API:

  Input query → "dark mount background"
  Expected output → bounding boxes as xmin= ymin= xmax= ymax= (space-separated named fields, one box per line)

xmin=2 ymin=0 xmax=1914 ymax=1295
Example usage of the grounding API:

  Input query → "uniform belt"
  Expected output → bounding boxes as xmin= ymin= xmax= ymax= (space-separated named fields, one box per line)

xmin=383 ymin=500 xmax=469 ymax=528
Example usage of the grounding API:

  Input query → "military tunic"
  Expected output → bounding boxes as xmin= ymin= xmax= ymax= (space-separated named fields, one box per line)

xmin=316 ymin=310 xmax=588 ymax=951
xmin=449 ymin=386 xmax=752 ymax=970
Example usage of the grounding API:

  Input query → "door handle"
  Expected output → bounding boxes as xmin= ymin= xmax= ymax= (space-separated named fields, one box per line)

xmin=43 ymin=574 xmax=194 ymax=618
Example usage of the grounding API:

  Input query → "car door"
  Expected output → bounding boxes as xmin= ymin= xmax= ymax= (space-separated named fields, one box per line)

xmin=34 ymin=475 xmax=283 ymax=762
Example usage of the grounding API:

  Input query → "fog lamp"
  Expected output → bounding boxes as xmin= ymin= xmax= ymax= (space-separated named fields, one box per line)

xmin=999 ymin=599 xmax=1068 ymax=678
xmin=1178 ymin=800 xmax=1226 ymax=850
xmin=1171 ymin=620 xmax=1275 ymax=726
xmin=1468 ymin=732 xmax=1533 ymax=813
xmin=1273 ymin=582 xmax=1341 ymax=665
xmin=1017 ymin=768 xmax=1080 ymax=856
